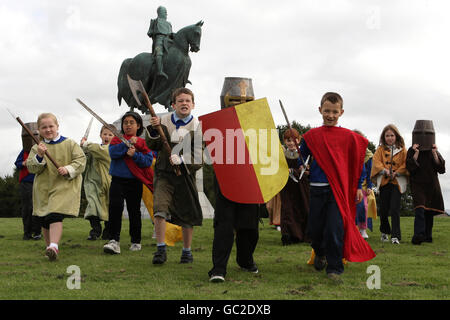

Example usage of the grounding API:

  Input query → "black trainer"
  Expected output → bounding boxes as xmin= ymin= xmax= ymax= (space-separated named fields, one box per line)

xmin=209 ymin=274 xmax=225 ymax=283
xmin=23 ymin=234 xmax=32 ymax=240
xmin=411 ymin=235 xmax=425 ymax=245
xmin=240 ymin=263 xmax=259 ymax=274
xmin=180 ymin=251 xmax=194 ymax=264
xmin=152 ymin=246 xmax=167 ymax=265
xmin=314 ymin=254 xmax=327 ymax=271
xmin=32 ymin=234 xmax=42 ymax=240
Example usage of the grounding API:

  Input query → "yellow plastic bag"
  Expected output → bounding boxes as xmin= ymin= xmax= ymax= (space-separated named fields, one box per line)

xmin=367 ymin=190 xmax=378 ymax=220
xmin=307 ymin=249 xmax=347 ymax=265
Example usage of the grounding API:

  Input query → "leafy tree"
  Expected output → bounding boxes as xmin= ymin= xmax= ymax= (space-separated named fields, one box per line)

xmin=400 ymin=185 xmax=414 ymax=216
xmin=277 ymin=121 xmax=311 ymax=142
xmin=0 ymin=169 xmax=21 ymax=217
xmin=367 ymin=141 xmax=376 ymax=154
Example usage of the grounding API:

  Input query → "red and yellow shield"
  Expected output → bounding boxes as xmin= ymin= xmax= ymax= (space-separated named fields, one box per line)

xmin=199 ymin=98 xmax=289 ymax=203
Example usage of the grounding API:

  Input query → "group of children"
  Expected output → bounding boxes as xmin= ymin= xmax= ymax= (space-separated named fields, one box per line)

xmin=16 ymin=88 xmax=202 ymax=264
xmin=264 ymin=92 xmax=445 ymax=281
xmin=15 ymin=89 xmax=445 ymax=283
xmin=371 ymin=123 xmax=446 ymax=245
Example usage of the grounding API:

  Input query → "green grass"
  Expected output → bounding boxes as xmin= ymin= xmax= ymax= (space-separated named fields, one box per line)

xmin=0 ymin=216 xmax=449 ymax=300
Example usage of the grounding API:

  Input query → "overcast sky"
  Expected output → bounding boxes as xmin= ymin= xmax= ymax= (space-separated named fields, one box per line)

xmin=1 ymin=0 xmax=449 ymax=209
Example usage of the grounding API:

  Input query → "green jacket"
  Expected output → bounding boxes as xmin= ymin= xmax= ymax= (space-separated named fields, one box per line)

xmin=82 ymin=142 xmax=111 ymax=221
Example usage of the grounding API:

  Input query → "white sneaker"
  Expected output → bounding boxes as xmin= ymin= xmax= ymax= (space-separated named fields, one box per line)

xmin=391 ymin=237 xmax=400 ymax=244
xmin=103 ymin=240 xmax=121 ymax=254
xmin=210 ymin=274 xmax=225 ymax=283
xmin=129 ymin=243 xmax=142 ymax=251
xmin=381 ymin=233 xmax=389 ymax=242
xmin=360 ymin=229 xmax=369 ymax=239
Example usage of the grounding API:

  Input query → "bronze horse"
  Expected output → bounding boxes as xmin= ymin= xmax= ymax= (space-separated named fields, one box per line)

xmin=117 ymin=21 xmax=203 ymax=113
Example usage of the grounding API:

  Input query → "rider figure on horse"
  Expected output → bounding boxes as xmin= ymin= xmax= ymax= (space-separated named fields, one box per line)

xmin=147 ymin=6 xmax=173 ymax=80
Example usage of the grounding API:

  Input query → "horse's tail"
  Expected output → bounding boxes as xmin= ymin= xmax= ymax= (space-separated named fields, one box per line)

xmin=117 ymin=58 xmax=132 ymax=106
xmin=117 ymin=91 xmax=122 ymax=106
xmin=117 ymin=89 xmax=122 ymax=106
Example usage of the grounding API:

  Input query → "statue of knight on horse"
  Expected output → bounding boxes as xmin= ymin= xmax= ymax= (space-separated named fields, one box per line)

xmin=117 ymin=6 xmax=203 ymax=112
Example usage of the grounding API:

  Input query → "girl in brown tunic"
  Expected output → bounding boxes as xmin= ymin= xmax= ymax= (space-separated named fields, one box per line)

xmin=279 ymin=129 xmax=310 ymax=245
xmin=371 ymin=124 xmax=408 ymax=244
xmin=406 ymin=143 xmax=445 ymax=244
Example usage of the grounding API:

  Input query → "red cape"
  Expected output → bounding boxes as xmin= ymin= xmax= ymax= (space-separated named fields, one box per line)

xmin=110 ymin=135 xmax=154 ymax=192
xmin=303 ymin=126 xmax=375 ymax=262
xmin=19 ymin=151 xmax=31 ymax=183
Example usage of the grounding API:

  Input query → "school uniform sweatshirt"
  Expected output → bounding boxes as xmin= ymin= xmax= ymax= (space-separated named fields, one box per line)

xmin=109 ymin=137 xmax=154 ymax=179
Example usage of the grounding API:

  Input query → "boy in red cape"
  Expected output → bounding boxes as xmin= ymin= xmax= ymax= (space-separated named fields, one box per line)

xmin=299 ymin=92 xmax=375 ymax=281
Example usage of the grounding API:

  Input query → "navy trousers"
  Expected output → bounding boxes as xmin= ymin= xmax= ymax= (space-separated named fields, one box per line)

xmin=413 ymin=207 xmax=434 ymax=241
xmin=108 ymin=177 xmax=143 ymax=244
xmin=307 ymin=186 xmax=344 ymax=275
xmin=208 ymin=187 xmax=260 ymax=277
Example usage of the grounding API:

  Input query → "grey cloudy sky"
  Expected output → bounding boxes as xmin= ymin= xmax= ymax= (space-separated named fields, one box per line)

xmin=1 ymin=0 xmax=449 ymax=209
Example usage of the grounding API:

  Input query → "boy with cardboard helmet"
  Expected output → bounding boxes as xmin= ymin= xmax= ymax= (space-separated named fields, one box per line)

xmin=208 ymin=77 xmax=261 ymax=283
xmin=407 ymin=120 xmax=445 ymax=244
xmin=412 ymin=120 xmax=435 ymax=151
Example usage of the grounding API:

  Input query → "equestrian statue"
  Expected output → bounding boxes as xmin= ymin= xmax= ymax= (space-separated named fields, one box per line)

xmin=118 ymin=6 xmax=203 ymax=112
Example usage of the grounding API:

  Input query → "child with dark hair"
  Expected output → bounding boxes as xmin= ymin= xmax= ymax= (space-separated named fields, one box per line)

xmin=103 ymin=112 xmax=154 ymax=254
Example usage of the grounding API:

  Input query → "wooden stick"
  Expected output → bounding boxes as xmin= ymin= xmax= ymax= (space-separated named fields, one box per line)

xmin=127 ymin=75 xmax=181 ymax=176
xmin=14 ymin=115 xmax=61 ymax=169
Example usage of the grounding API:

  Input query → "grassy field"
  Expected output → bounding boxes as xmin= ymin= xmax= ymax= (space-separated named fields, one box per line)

xmin=0 ymin=216 xmax=449 ymax=300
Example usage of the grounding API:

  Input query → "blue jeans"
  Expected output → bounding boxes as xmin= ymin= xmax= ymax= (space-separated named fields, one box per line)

xmin=307 ymin=186 xmax=344 ymax=274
